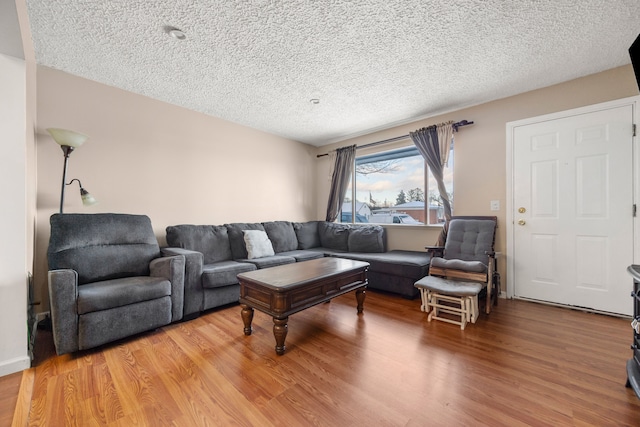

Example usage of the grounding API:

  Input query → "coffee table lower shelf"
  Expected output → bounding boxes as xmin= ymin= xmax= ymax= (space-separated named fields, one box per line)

xmin=237 ymin=257 xmax=369 ymax=355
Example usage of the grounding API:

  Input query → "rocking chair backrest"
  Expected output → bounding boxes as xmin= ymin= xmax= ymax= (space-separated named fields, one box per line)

xmin=443 ymin=218 xmax=497 ymax=265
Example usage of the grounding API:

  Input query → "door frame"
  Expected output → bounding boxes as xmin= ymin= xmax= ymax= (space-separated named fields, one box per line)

xmin=506 ymin=96 xmax=640 ymax=300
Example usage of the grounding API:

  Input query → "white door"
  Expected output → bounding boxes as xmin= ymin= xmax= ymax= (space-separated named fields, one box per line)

xmin=511 ymin=104 xmax=634 ymax=316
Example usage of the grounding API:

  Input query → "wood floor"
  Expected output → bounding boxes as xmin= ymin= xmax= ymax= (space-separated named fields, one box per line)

xmin=4 ymin=291 xmax=640 ymax=426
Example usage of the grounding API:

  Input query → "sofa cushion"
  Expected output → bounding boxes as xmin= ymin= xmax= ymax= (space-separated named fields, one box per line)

xmin=225 ymin=223 xmax=265 ymax=260
xmin=332 ymin=250 xmax=430 ymax=279
xmin=77 ymin=276 xmax=171 ymax=315
xmin=202 ymin=260 xmax=257 ymax=289
xmin=318 ymin=222 xmax=350 ymax=251
xmin=263 ymin=221 xmax=298 ymax=253
xmin=316 ymin=247 xmax=348 ymax=257
xmin=348 ymin=225 xmax=385 ymax=253
xmin=293 ymin=221 xmax=321 ymax=249
xmin=166 ymin=224 xmax=233 ymax=264
xmin=243 ymin=230 xmax=276 ymax=259
xmin=238 ymin=255 xmax=296 ymax=269
xmin=277 ymin=250 xmax=325 ymax=262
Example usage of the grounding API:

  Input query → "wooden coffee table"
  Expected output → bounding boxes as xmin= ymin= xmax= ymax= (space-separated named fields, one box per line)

xmin=238 ymin=257 xmax=369 ymax=355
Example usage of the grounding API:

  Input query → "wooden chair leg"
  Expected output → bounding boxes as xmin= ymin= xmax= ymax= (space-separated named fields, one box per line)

xmin=485 ymin=284 xmax=492 ymax=315
xmin=419 ymin=288 xmax=430 ymax=313
xmin=460 ymin=298 xmax=467 ymax=330
xmin=471 ymin=295 xmax=478 ymax=323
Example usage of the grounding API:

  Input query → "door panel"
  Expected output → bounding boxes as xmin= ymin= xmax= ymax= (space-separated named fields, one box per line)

xmin=513 ymin=105 xmax=634 ymax=315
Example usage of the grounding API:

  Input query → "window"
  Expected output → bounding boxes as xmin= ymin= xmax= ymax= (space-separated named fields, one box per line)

xmin=341 ymin=145 xmax=453 ymax=225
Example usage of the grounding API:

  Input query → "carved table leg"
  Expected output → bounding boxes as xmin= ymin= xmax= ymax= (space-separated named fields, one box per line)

xmin=273 ymin=317 xmax=289 ymax=355
xmin=241 ymin=304 xmax=254 ymax=336
xmin=356 ymin=288 xmax=366 ymax=314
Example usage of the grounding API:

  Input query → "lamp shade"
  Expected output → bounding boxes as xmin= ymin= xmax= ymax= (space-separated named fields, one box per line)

xmin=80 ymin=188 xmax=98 ymax=206
xmin=47 ymin=128 xmax=89 ymax=148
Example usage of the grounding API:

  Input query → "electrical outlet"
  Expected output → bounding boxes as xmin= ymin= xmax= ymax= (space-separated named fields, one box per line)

xmin=490 ymin=200 xmax=500 ymax=211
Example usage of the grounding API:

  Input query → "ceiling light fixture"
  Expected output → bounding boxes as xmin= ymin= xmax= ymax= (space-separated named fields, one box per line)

xmin=166 ymin=26 xmax=186 ymax=40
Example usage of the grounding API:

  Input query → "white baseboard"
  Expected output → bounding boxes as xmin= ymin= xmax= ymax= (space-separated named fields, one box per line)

xmin=0 ymin=355 xmax=31 ymax=377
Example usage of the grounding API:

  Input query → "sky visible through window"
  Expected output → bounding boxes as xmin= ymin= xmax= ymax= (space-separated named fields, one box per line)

xmin=355 ymin=156 xmax=423 ymax=206
xmin=348 ymin=149 xmax=453 ymax=209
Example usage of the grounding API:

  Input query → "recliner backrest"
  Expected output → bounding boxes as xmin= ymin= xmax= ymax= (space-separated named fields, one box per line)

xmin=48 ymin=213 xmax=160 ymax=285
xmin=443 ymin=218 xmax=496 ymax=264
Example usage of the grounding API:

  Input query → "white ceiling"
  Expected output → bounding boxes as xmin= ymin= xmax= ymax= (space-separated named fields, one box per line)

xmin=23 ymin=0 xmax=640 ymax=146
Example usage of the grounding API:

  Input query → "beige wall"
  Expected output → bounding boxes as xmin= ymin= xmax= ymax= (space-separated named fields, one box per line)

xmin=0 ymin=54 xmax=31 ymax=375
xmin=32 ymin=65 xmax=639 ymax=312
xmin=315 ymin=65 xmax=640 ymax=288
xmin=34 ymin=66 xmax=318 ymax=313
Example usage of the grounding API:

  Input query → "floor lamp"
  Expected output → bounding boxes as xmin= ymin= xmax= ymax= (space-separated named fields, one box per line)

xmin=47 ymin=128 xmax=97 ymax=213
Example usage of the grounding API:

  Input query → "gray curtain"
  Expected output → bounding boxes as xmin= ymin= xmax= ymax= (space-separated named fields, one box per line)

xmin=410 ymin=123 xmax=454 ymax=244
xmin=325 ymin=145 xmax=357 ymax=222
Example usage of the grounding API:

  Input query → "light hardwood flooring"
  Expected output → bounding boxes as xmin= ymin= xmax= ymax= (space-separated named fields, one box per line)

xmin=4 ymin=291 xmax=640 ymax=426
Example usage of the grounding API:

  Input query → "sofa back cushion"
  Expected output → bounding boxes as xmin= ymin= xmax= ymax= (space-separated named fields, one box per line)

xmin=262 ymin=221 xmax=298 ymax=253
xmin=48 ymin=213 xmax=160 ymax=285
xmin=225 ymin=223 xmax=265 ymax=259
xmin=293 ymin=221 xmax=321 ymax=249
xmin=348 ymin=225 xmax=386 ymax=253
xmin=318 ymin=222 xmax=350 ymax=251
xmin=166 ymin=224 xmax=233 ymax=264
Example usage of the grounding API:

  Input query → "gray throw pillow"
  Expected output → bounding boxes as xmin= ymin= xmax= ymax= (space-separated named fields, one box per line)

xmin=263 ymin=221 xmax=298 ymax=253
xmin=318 ymin=222 xmax=350 ymax=251
xmin=348 ymin=225 xmax=385 ymax=253
xmin=293 ymin=221 xmax=321 ymax=249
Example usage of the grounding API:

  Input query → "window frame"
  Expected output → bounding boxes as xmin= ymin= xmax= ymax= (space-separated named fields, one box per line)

xmin=341 ymin=143 xmax=453 ymax=226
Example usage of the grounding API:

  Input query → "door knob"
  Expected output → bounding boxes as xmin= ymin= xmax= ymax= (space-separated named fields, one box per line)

xmin=518 ymin=219 xmax=526 ymax=225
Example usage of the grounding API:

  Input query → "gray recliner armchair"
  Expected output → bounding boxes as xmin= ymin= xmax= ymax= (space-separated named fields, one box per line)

xmin=47 ymin=213 xmax=185 ymax=355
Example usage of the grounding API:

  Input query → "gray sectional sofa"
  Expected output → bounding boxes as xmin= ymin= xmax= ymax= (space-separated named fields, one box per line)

xmin=163 ymin=220 xmax=431 ymax=318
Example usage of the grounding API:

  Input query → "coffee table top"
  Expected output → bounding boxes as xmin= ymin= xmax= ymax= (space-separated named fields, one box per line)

xmin=237 ymin=257 xmax=369 ymax=290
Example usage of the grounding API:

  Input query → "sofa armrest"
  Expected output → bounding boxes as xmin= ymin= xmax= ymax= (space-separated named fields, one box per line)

xmin=150 ymin=254 xmax=185 ymax=322
xmin=162 ymin=247 xmax=204 ymax=317
xmin=48 ymin=269 xmax=79 ymax=355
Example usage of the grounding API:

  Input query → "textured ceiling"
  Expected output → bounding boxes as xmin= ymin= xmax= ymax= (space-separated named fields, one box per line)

xmin=25 ymin=0 xmax=640 ymax=146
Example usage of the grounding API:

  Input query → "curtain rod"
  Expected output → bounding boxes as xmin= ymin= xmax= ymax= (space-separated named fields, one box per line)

xmin=316 ymin=120 xmax=474 ymax=158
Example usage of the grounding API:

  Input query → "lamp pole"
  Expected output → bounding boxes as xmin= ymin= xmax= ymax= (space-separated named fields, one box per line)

xmin=59 ymin=145 xmax=74 ymax=214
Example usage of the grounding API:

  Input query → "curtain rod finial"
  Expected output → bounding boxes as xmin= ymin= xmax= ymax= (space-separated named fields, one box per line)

xmin=452 ymin=120 xmax=474 ymax=132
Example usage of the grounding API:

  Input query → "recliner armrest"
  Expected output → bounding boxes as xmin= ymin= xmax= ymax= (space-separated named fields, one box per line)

xmin=150 ymin=255 xmax=185 ymax=322
xmin=48 ymin=269 xmax=80 ymax=355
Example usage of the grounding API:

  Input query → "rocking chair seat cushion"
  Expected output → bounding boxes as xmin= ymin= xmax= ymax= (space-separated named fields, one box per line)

xmin=430 ymin=257 xmax=486 ymax=273
xmin=414 ymin=276 xmax=483 ymax=297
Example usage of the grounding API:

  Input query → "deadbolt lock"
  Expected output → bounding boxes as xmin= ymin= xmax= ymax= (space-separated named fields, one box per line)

xmin=518 ymin=207 xmax=526 ymax=213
